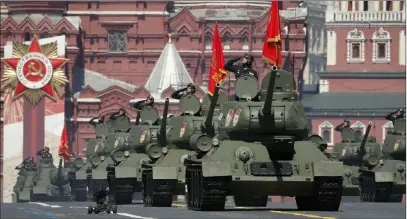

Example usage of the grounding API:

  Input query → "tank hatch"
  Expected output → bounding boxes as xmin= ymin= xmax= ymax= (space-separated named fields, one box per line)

xmin=140 ymin=106 xmax=159 ymax=125
xmin=179 ymin=94 xmax=201 ymax=115
xmin=340 ymin=127 xmax=356 ymax=143
xmin=260 ymin=70 xmax=297 ymax=101
xmin=235 ymin=75 xmax=260 ymax=100
xmin=113 ymin=116 xmax=132 ymax=132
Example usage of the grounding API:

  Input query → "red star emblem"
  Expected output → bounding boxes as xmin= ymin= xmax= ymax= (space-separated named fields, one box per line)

xmin=2 ymin=38 xmax=68 ymax=100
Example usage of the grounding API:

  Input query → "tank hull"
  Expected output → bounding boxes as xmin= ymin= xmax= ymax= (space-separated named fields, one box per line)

xmin=107 ymin=153 xmax=149 ymax=204
xmin=342 ymin=165 xmax=361 ymax=196
xmin=70 ymin=163 xmax=90 ymax=201
xmin=142 ymin=149 xmax=196 ymax=207
xmin=184 ymin=140 xmax=344 ymax=211
xmin=87 ymin=158 xmax=112 ymax=201
xmin=13 ymin=171 xmax=36 ymax=203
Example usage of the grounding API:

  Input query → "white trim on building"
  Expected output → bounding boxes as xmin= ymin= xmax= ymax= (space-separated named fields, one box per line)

xmin=65 ymin=11 xmax=169 ymax=16
xmin=75 ymin=98 xmax=101 ymax=103
xmin=351 ymin=121 xmax=366 ymax=135
xmin=346 ymin=28 xmax=366 ymax=64
xmin=372 ymin=27 xmax=391 ymax=64
xmin=382 ymin=121 xmax=394 ymax=143
xmin=319 ymin=121 xmax=334 ymax=146
xmin=399 ymin=31 xmax=406 ymax=65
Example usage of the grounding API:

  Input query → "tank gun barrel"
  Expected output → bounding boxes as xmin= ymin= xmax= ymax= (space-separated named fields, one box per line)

xmin=204 ymin=83 xmax=221 ymax=128
xmin=57 ymin=157 xmax=63 ymax=182
xmin=159 ymin=98 xmax=170 ymax=146
xmin=359 ymin=122 xmax=372 ymax=155
xmin=262 ymin=65 xmax=278 ymax=116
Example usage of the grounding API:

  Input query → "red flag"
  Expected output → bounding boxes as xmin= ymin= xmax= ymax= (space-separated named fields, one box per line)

xmin=208 ymin=24 xmax=227 ymax=96
xmin=262 ymin=0 xmax=282 ymax=68
xmin=58 ymin=123 xmax=70 ymax=162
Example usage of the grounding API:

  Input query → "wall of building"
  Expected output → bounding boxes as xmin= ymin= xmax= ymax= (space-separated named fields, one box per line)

xmin=319 ymin=78 xmax=406 ymax=93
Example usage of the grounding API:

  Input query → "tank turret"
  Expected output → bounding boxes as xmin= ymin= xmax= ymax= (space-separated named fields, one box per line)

xmin=166 ymin=84 xmax=221 ymax=153
xmin=382 ymin=118 xmax=406 ymax=161
xmin=50 ymin=158 xmax=69 ymax=186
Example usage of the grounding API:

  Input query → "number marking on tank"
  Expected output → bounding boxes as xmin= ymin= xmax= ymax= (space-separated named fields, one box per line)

xmin=114 ymin=137 xmax=121 ymax=148
xmin=342 ymin=145 xmax=348 ymax=156
xmin=225 ymin=109 xmax=234 ymax=127
xmin=232 ymin=109 xmax=242 ymax=126
xmin=180 ymin=123 xmax=187 ymax=138
xmin=140 ymin=130 xmax=147 ymax=143
xmin=94 ymin=142 xmax=100 ymax=152
xmin=394 ymin=140 xmax=401 ymax=151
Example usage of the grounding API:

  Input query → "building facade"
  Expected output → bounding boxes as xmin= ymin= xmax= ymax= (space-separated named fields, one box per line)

xmin=304 ymin=0 xmax=406 ymax=150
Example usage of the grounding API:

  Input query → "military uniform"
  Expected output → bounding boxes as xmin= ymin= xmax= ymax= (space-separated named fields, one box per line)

xmin=385 ymin=109 xmax=405 ymax=123
xmin=335 ymin=119 xmax=350 ymax=132
xmin=223 ymin=57 xmax=259 ymax=80
xmin=133 ymin=96 xmax=154 ymax=110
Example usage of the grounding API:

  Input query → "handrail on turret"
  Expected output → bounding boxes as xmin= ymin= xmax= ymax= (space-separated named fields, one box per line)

xmin=135 ymin=110 xmax=141 ymax=125
xmin=159 ymin=98 xmax=170 ymax=146
xmin=359 ymin=122 xmax=372 ymax=155
xmin=262 ymin=65 xmax=278 ymax=116
xmin=204 ymin=83 xmax=221 ymax=129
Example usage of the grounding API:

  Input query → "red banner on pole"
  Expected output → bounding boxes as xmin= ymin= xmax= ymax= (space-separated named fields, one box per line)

xmin=262 ymin=0 xmax=282 ymax=68
xmin=208 ymin=24 xmax=227 ymax=96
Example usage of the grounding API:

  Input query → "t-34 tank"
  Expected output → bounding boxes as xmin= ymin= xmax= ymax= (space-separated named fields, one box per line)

xmin=12 ymin=157 xmax=37 ymax=202
xmin=141 ymin=87 xmax=227 ymax=207
xmin=106 ymin=108 xmax=161 ymax=205
xmin=31 ymin=152 xmax=71 ymax=201
xmin=184 ymin=67 xmax=344 ymax=211
xmin=330 ymin=122 xmax=382 ymax=198
xmin=69 ymin=121 xmax=109 ymax=201
xmin=86 ymin=116 xmax=130 ymax=201
xmin=359 ymin=117 xmax=405 ymax=202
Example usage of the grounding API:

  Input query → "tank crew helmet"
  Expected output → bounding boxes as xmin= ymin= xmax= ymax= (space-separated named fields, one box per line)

xmin=44 ymin=147 xmax=50 ymax=152
xmin=187 ymin=83 xmax=197 ymax=93
xmin=118 ymin=107 xmax=126 ymax=115
xmin=243 ymin=53 xmax=254 ymax=66
xmin=343 ymin=119 xmax=350 ymax=126
xmin=146 ymin=95 xmax=154 ymax=105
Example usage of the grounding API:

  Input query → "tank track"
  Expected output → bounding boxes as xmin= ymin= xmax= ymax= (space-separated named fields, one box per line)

xmin=295 ymin=176 xmax=343 ymax=211
xmin=185 ymin=164 xmax=230 ymax=211
xmin=107 ymin=171 xmax=135 ymax=205
xmin=359 ymin=174 xmax=398 ymax=202
xmin=234 ymin=195 xmax=268 ymax=207
xmin=142 ymin=169 xmax=175 ymax=207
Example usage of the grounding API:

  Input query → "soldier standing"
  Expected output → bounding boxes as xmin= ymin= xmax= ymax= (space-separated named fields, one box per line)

xmin=171 ymin=83 xmax=197 ymax=100
xmin=133 ymin=96 xmax=155 ymax=110
xmin=335 ymin=119 xmax=350 ymax=132
xmin=223 ymin=53 xmax=259 ymax=80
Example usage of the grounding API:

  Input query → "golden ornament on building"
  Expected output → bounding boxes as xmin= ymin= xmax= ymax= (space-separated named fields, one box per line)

xmin=1 ymin=36 xmax=69 ymax=105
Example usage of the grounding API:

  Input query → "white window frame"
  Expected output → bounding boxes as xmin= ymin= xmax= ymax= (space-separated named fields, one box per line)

xmin=346 ymin=28 xmax=366 ymax=64
xmin=372 ymin=27 xmax=391 ymax=64
xmin=223 ymin=36 xmax=231 ymax=50
xmin=242 ymin=36 xmax=249 ymax=50
xmin=319 ymin=121 xmax=334 ymax=146
xmin=382 ymin=121 xmax=394 ymax=143
xmin=204 ymin=35 xmax=212 ymax=50
xmin=351 ymin=121 xmax=366 ymax=136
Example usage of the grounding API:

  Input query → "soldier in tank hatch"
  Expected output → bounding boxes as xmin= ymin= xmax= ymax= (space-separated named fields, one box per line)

xmin=223 ymin=53 xmax=259 ymax=80
xmin=171 ymin=83 xmax=197 ymax=100
xmin=335 ymin=119 xmax=350 ymax=132
xmin=37 ymin=147 xmax=51 ymax=157
xmin=133 ymin=95 xmax=155 ymax=110
xmin=16 ymin=157 xmax=36 ymax=170
xmin=385 ymin=109 xmax=405 ymax=123
xmin=110 ymin=107 xmax=130 ymax=120
xmin=89 ymin=115 xmax=105 ymax=126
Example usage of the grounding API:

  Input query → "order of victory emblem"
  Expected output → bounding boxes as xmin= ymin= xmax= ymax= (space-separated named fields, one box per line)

xmin=341 ymin=145 xmax=348 ymax=156
xmin=394 ymin=140 xmax=401 ymax=151
xmin=114 ymin=137 xmax=121 ymax=148
xmin=180 ymin=123 xmax=187 ymax=138
xmin=232 ymin=109 xmax=242 ymax=127
xmin=94 ymin=142 xmax=100 ymax=152
xmin=225 ymin=109 xmax=234 ymax=127
xmin=1 ymin=36 xmax=69 ymax=105
xmin=140 ymin=130 xmax=147 ymax=143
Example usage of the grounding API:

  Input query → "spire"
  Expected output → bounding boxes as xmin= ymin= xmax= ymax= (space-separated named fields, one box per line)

xmin=144 ymin=40 xmax=193 ymax=97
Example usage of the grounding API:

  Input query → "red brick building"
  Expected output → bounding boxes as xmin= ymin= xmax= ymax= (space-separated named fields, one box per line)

xmin=304 ymin=0 xmax=406 ymax=150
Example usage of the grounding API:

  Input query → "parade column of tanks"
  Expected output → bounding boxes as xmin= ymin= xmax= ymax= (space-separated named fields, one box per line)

xmin=141 ymin=84 xmax=228 ymax=207
xmin=12 ymin=158 xmax=37 ymax=202
xmin=106 ymin=106 xmax=163 ymax=205
xmin=183 ymin=66 xmax=344 ymax=211
xmin=330 ymin=122 xmax=383 ymax=199
xmin=86 ymin=116 xmax=131 ymax=201
xmin=69 ymin=120 xmax=110 ymax=201
xmin=30 ymin=151 xmax=71 ymax=201
xmin=359 ymin=117 xmax=406 ymax=202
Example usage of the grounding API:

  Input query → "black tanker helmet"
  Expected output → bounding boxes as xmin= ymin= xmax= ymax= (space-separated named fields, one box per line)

xmin=146 ymin=95 xmax=155 ymax=104
xmin=244 ymin=53 xmax=254 ymax=66
xmin=187 ymin=83 xmax=197 ymax=91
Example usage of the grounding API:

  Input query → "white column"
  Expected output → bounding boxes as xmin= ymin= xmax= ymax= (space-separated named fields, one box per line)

xmin=327 ymin=31 xmax=337 ymax=65
xmin=341 ymin=0 xmax=348 ymax=11
xmin=359 ymin=0 xmax=364 ymax=11
xmin=400 ymin=31 xmax=406 ymax=65
xmin=394 ymin=1 xmax=400 ymax=11
xmin=373 ymin=1 xmax=380 ymax=11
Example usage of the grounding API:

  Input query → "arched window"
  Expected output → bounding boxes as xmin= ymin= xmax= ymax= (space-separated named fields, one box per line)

xmin=382 ymin=121 xmax=394 ymax=142
xmin=355 ymin=130 xmax=362 ymax=138
xmin=372 ymin=27 xmax=391 ymax=64
xmin=322 ymin=130 xmax=331 ymax=142
xmin=204 ymin=35 xmax=212 ymax=50
xmin=351 ymin=121 xmax=366 ymax=138
xmin=242 ymin=36 xmax=249 ymax=50
xmin=40 ymin=32 xmax=49 ymax=39
xmin=24 ymin=32 xmax=31 ymax=41
xmin=346 ymin=28 xmax=366 ymax=63
xmin=223 ymin=36 xmax=231 ymax=50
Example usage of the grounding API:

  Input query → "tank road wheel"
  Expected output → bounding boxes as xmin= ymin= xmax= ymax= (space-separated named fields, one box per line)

xmin=87 ymin=206 xmax=93 ymax=214
xmin=142 ymin=169 xmax=174 ymax=207
xmin=233 ymin=196 xmax=268 ymax=207
xmin=186 ymin=165 xmax=229 ymax=211
xmin=359 ymin=174 xmax=394 ymax=202
xmin=295 ymin=177 xmax=343 ymax=211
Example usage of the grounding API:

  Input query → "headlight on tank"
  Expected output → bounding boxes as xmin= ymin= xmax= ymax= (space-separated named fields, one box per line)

xmin=74 ymin=158 xmax=84 ymax=169
xmin=100 ymin=156 xmax=105 ymax=161
xmin=162 ymin=147 xmax=168 ymax=154
xmin=212 ymin=137 xmax=219 ymax=146
xmin=145 ymin=143 xmax=162 ymax=160
xmin=363 ymin=154 xmax=379 ymax=167
xmin=379 ymin=159 xmax=384 ymax=165
xmin=90 ymin=155 xmax=102 ymax=167
xmin=112 ymin=150 xmax=125 ymax=163
xmin=235 ymin=147 xmax=254 ymax=162
xmin=344 ymin=169 xmax=352 ymax=177
xmin=124 ymin=150 xmax=130 ymax=157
